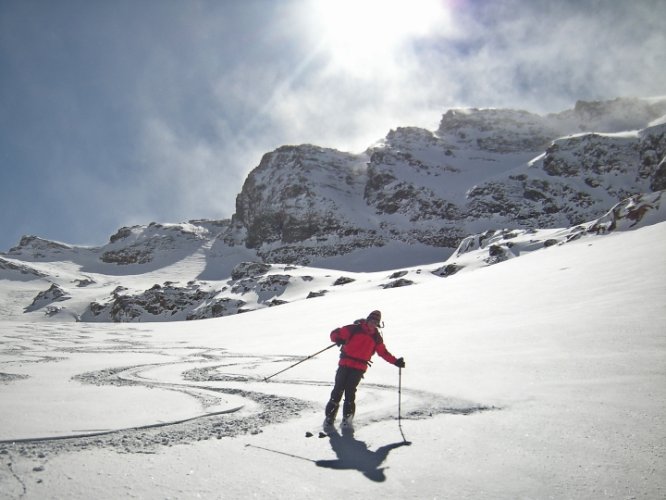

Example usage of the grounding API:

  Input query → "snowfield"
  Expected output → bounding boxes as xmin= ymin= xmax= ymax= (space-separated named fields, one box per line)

xmin=1 ymin=221 xmax=665 ymax=499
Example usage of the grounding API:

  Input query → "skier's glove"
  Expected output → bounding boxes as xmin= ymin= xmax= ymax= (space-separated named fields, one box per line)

xmin=395 ymin=357 xmax=405 ymax=368
xmin=336 ymin=340 xmax=345 ymax=347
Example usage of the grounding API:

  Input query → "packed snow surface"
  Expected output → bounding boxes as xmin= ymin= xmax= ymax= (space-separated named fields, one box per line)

xmin=1 ymin=221 xmax=665 ymax=498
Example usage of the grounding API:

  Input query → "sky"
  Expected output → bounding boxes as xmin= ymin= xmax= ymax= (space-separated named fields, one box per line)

xmin=1 ymin=0 xmax=665 ymax=253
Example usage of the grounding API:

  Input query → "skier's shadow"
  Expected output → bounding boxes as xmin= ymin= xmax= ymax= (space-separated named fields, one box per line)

xmin=315 ymin=427 xmax=411 ymax=482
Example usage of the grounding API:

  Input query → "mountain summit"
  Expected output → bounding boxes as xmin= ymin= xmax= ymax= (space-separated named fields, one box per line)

xmin=2 ymin=96 xmax=665 ymax=322
xmin=228 ymin=96 xmax=666 ymax=267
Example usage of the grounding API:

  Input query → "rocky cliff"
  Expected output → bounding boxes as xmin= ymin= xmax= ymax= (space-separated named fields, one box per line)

xmin=5 ymin=97 xmax=666 ymax=274
xmin=5 ymin=96 xmax=666 ymax=323
xmin=227 ymin=97 xmax=666 ymax=267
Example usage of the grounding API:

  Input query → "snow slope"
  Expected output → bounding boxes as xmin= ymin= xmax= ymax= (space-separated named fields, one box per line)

xmin=1 ymin=191 xmax=662 ymax=327
xmin=1 ymin=216 xmax=664 ymax=498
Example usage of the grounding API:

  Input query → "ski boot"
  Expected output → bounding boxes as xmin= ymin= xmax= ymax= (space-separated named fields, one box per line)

xmin=341 ymin=402 xmax=355 ymax=430
xmin=324 ymin=400 xmax=339 ymax=428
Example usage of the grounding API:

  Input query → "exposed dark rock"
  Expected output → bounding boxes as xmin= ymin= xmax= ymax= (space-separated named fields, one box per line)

xmin=389 ymin=271 xmax=408 ymax=279
xmin=0 ymin=257 xmax=48 ymax=278
xmin=333 ymin=277 xmax=355 ymax=286
xmin=231 ymin=262 xmax=272 ymax=281
xmin=84 ymin=283 xmax=223 ymax=322
xmin=485 ymin=245 xmax=511 ymax=265
xmin=187 ymin=297 xmax=246 ymax=320
xmin=431 ymin=264 xmax=463 ymax=277
xmin=652 ymin=162 xmax=666 ymax=191
xmin=381 ymin=278 xmax=414 ymax=289
xmin=25 ymin=284 xmax=69 ymax=312
xmin=74 ymin=277 xmax=95 ymax=287
xmin=109 ymin=227 xmax=133 ymax=243
xmin=101 ymin=247 xmax=153 ymax=265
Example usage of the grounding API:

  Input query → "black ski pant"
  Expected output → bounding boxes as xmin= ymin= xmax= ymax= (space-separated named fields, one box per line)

xmin=326 ymin=365 xmax=364 ymax=418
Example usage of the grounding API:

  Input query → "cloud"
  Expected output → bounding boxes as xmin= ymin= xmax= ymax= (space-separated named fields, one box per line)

xmin=415 ymin=0 xmax=666 ymax=112
xmin=229 ymin=0 xmax=666 ymax=156
xmin=136 ymin=117 xmax=249 ymax=219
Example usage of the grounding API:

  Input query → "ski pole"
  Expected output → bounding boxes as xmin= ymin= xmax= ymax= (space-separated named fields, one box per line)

xmin=398 ymin=366 xmax=407 ymax=443
xmin=398 ymin=366 xmax=402 ymax=424
xmin=263 ymin=343 xmax=337 ymax=382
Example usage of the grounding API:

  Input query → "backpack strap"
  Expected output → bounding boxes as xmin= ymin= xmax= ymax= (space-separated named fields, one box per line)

xmin=339 ymin=352 xmax=373 ymax=367
xmin=373 ymin=330 xmax=384 ymax=344
xmin=338 ymin=321 xmax=379 ymax=367
xmin=350 ymin=321 xmax=383 ymax=344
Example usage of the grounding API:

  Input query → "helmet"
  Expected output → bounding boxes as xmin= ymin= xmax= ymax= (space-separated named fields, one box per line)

xmin=367 ymin=310 xmax=382 ymax=324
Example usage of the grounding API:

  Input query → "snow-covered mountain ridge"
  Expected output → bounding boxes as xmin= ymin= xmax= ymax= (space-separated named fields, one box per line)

xmin=1 ymin=190 xmax=663 ymax=322
xmin=232 ymin=97 xmax=666 ymax=265
xmin=2 ymin=97 xmax=665 ymax=322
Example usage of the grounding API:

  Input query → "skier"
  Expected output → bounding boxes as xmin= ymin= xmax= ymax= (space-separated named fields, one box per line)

xmin=324 ymin=310 xmax=405 ymax=427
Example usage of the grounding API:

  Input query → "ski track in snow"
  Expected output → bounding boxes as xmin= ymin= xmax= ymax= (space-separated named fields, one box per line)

xmin=0 ymin=327 xmax=496 ymax=461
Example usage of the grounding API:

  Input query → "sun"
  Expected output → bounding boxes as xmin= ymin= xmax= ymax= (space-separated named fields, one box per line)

xmin=306 ymin=0 xmax=451 ymax=74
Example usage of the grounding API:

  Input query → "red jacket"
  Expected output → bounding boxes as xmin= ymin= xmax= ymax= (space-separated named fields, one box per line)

xmin=330 ymin=320 xmax=398 ymax=372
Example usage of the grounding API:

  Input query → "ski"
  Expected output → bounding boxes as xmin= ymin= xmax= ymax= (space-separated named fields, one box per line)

xmin=305 ymin=416 xmax=356 ymax=438
xmin=305 ymin=430 xmax=330 ymax=438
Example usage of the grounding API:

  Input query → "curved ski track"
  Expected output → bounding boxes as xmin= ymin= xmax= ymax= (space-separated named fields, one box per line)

xmin=0 ymin=333 xmax=497 ymax=458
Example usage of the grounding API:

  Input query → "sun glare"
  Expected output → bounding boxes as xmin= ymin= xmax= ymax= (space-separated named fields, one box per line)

xmin=307 ymin=0 xmax=450 ymax=73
